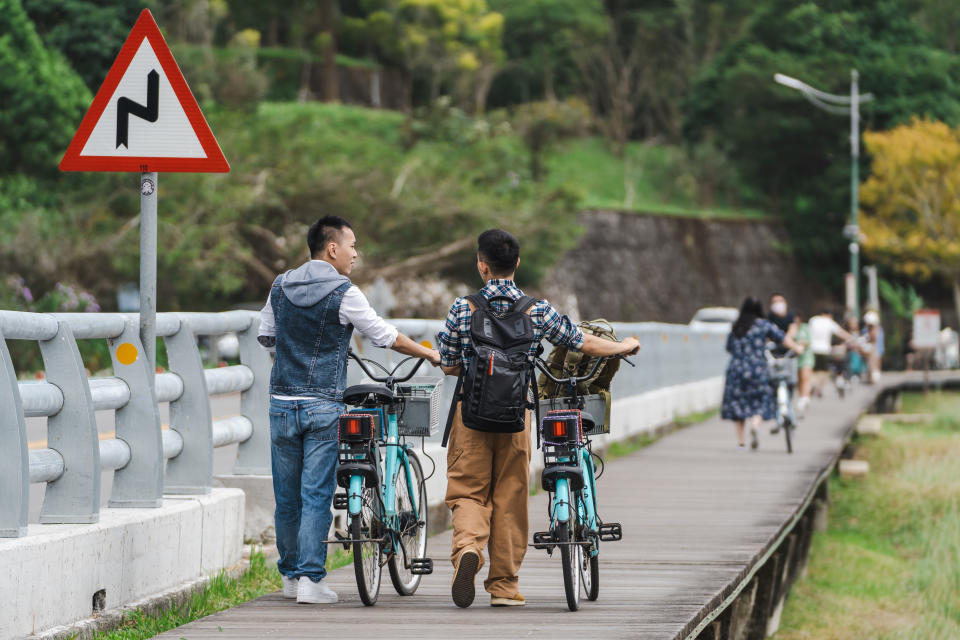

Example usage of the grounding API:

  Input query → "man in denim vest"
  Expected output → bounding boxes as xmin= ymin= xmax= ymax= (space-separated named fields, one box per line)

xmin=258 ymin=216 xmax=440 ymax=604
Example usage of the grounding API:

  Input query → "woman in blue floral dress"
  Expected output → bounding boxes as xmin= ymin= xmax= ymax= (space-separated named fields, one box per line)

xmin=722 ymin=297 xmax=803 ymax=450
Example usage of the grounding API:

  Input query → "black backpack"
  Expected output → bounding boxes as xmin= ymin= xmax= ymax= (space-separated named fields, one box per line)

xmin=442 ymin=293 xmax=539 ymax=446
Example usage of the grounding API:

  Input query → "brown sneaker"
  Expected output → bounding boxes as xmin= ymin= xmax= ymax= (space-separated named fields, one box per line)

xmin=491 ymin=593 xmax=526 ymax=607
xmin=452 ymin=550 xmax=480 ymax=608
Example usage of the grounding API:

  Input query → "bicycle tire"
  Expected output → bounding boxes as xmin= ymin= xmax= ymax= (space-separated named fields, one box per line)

xmin=784 ymin=418 xmax=793 ymax=454
xmin=351 ymin=486 xmax=382 ymax=606
xmin=575 ymin=492 xmax=600 ymax=601
xmin=389 ymin=451 xmax=427 ymax=596
xmin=585 ymin=554 xmax=600 ymax=601
xmin=558 ymin=521 xmax=581 ymax=611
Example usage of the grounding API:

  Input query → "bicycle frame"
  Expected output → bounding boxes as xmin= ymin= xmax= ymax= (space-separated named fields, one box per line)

xmin=548 ymin=445 xmax=599 ymax=558
xmin=344 ymin=410 xmax=421 ymax=550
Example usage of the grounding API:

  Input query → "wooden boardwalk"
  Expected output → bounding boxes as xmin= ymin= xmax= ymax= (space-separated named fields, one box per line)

xmin=159 ymin=375 xmax=916 ymax=640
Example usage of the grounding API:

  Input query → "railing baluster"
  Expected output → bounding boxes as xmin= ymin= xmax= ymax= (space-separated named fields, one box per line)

xmin=106 ymin=317 xmax=163 ymax=507
xmin=234 ymin=315 xmax=272 ymax=474
xmin=163 ymin=316 xmax=214 ymax=494
xmin=0 ymin=327 xmax=29 ymax=537
xmin=38 ymin=319 xmax=101 ymax=523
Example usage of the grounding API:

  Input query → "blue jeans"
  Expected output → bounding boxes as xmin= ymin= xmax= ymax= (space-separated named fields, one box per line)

xmin=269 ymin=397 xmax=341 ymax=582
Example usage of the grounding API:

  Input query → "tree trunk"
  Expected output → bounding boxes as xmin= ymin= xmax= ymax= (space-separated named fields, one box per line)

xmin=318 ymin=0 xmax=339 ymax=102
xmin=543 ymin=66 xmax=556 ymax=103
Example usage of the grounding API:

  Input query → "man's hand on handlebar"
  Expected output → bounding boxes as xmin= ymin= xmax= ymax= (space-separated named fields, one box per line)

xmin=620 ymin=337 xmax=641 ymax=356
xmin=580 ymin=333 xmax=641 ymax=358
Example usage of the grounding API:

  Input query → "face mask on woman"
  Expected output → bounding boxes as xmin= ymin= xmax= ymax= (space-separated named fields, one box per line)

xmin=771 ymin=301 xmax=787 ymax=316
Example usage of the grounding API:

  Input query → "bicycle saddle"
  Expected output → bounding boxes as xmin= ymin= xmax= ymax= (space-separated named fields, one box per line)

xmin=344 ymin=383 xmax=394 ymax=405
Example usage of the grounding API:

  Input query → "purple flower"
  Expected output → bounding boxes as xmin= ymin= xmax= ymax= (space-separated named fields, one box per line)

xmin=22 ymin=287 xmax=33 ymax=303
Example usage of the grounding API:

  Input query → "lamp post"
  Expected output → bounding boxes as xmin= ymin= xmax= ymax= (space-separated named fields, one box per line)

xmin=774 ymin=70 xmax=874 ymax=318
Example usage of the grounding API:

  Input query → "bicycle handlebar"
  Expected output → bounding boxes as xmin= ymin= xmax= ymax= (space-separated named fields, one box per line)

xmin=534 ymin=354 xmax=611 ymax=386
xmin=348 ymin=351 xmax=426 ymax=385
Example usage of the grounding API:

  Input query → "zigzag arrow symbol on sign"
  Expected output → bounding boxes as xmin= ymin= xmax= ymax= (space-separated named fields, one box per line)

xmin=116 ymin=69 xmax=159 ymax=149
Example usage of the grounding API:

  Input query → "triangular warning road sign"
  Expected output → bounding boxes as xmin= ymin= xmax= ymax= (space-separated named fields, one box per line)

xmin=60 ymin=9 xmax=229 ymax=173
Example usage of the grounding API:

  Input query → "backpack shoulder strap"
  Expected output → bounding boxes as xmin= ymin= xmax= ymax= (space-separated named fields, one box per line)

xmin=464 ymin=293 xmax=489 ymax=312
xmin=512 ymin=295 xmax=539 ymax=315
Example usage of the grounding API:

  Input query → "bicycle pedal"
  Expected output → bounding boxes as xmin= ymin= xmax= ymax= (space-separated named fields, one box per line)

xmin=333 ymin=529 xmax=351 ymax=550
xmin=410 ymin=557 xmax=433 ymax=575
xmin=532 ymin=531 xmax=555 ymax=550
xmin=598 ymin=523 xmax=623 ymax=542
xmin=333 ymin=493 xmax=349 ymax=510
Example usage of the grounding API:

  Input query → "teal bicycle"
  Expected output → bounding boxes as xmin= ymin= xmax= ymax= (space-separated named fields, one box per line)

xmin=331 ymin=351 xmax=439 ymax=605
xmin=532 ymin=355 xmax=625 ymax=611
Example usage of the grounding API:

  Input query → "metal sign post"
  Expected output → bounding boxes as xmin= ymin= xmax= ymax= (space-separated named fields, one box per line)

xmin=139 ymin=173 xmax=158 ymax=376
xmin=59 ymin=8 xmax=228 ymax=378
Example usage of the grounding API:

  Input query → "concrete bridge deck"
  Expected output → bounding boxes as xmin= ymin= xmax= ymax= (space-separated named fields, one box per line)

xmin=157 ymin=374 xmax=922 ymax=640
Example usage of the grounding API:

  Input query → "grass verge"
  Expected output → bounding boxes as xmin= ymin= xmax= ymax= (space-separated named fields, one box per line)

xmin=775 ymin=391 xmax=960 ymax=639
xmin=93 ymin=549 xmax=352 ymax=640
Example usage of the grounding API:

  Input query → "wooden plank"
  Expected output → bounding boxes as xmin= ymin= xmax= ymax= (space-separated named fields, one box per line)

xmin=157 ymin=373 xmax=932 ymax=640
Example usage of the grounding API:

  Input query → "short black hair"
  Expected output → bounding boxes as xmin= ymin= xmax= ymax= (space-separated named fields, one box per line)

xmin=477 ymin=229 xmax=520 ymax=277
xmin=307 ymin=216 xmax=353 ymax=257
xmin=770 ymin=292 xmax=786 ymax=300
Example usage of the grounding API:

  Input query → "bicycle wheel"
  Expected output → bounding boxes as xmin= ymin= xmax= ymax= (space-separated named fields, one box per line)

xmin=389 ymin=451 xmax=427 ymax=596
xmin=558 ymin=520 xmax=581 ymax=611
xmin=351 ymin=486 xmax=383 ymax=606
xmin=575 ymin=492 xmax=600 ymax=601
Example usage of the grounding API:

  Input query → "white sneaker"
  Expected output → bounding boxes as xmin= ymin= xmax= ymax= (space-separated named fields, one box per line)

xmin=297 ymin=577 xmax=338 ymax=604
xmin=281 ymin=575 xmax=298 ymax=599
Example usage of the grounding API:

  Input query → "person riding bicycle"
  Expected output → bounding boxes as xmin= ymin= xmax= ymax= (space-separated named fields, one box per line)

xmin=257 ymin=216 xmax=440 ymax=605
xmin=437 ymin=229 xmax=638 ymax=609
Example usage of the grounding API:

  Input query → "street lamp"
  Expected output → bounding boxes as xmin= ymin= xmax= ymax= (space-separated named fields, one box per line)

xmin=774 ymin=70 xmax=874 ymax=317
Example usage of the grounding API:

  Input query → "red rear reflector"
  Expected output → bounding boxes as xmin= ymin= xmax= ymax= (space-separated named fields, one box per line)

xmin=550 ymin=420 xmax=566 ymax=439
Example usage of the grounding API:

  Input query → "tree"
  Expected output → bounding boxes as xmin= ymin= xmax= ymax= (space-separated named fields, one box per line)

xmin=487 ymin=0 xmax=605 ymax=105
xmin=860 ymin=117 xmax=960 ymax=323
xmin=339 ymin=0 xmax=505 ymax=112
xmin=684 ymin=0 xmax=960 ymax=287
xmin=0 ymin=0 xmax=91 ymax=176
xmin=23 ymin=0 xmax=142 ymax=91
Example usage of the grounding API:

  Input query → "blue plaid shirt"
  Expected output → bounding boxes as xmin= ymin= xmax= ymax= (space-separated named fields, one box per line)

xmin=437 ymin=279 xmax=584 ymax=369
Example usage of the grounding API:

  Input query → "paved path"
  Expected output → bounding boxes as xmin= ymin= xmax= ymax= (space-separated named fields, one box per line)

xmin=159 ymin=375 xmax=909 ymax=640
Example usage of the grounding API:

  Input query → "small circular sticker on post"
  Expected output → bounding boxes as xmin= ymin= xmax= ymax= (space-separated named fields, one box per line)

xmin=116 ymin=342 xmax=138 ymax=365
xmin=140 ymin=178 xmax=155 ymax=196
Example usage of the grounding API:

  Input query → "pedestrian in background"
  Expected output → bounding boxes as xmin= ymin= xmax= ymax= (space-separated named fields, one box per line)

xmin=721 ymin=297 xmax=803 ymax=450
xmin=793 ymin=312 xmax=814 ymax=417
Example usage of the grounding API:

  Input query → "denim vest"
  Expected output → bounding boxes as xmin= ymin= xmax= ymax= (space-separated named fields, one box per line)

xmin=269 ymin=279 xmax=354 ymax=400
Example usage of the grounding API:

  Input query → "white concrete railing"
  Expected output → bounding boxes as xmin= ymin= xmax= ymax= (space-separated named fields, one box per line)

xmin=0 ymin=310 xmax=271 ymax=538
xmin=2 ymin=310 xmax=731 ymax=539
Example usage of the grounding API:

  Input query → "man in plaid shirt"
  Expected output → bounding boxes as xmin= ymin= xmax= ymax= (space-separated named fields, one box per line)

xmin=438 ymin=229 xmax=639 ymax=608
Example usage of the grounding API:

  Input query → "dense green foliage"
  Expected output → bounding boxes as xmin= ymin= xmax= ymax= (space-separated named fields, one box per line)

xmin=3 ymin=0 xmax=960 ymax=314
xmin=0 ymin=0 xmax=90 ymax=176
xmin=0 ymin=102 xmax=583 ymax=312
xmin=23 ymin=0 xmax=143 ymax=92
xmin=685 ymin=0 xmax=960 ymax=285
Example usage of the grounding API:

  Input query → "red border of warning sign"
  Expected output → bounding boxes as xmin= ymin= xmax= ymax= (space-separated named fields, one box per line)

xmin=59 ymin=9 xmax=229 ymax=173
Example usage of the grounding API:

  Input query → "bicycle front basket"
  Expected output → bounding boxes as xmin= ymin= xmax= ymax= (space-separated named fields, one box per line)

xmin=397 ymin=377 xmax=443 ymax=437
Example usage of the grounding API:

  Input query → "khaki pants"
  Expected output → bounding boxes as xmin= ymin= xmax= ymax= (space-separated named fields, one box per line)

xmin=445 ymin=405 xmax=531 ymax=598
